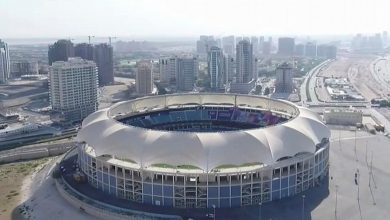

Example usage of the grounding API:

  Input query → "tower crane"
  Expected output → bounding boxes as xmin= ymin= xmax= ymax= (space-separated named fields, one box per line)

xmin=108 ymin=36 xmax=117 ymax=45
xmin=88 ymin=35 xmax=95 ymax=44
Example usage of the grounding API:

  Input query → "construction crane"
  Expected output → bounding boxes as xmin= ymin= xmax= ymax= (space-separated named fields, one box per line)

xmin=108 ymin=36 xmax=117 ymax=45
xmin=88 ymin=35 xmax=95 ymax=44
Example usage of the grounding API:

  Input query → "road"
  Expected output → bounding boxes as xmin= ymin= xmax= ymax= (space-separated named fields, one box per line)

xmin=370 ymin=57 xmax=390 ymax=99
xmin=300 ymin=59 xmax=332 ymax=106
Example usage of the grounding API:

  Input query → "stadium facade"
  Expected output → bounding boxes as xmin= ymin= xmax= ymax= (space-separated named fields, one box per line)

xmin=76 ymin=94 xmax=330 ymax=208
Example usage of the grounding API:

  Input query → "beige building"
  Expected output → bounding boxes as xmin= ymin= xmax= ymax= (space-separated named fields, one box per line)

xmin=136 ymin=60 xmax=153 ymax=95
xmin=323 ymin=108 xmax=363 ymax=126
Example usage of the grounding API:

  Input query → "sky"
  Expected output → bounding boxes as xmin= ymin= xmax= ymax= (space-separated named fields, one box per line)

xmin=1 ymin=0 xmax=390 ymax=39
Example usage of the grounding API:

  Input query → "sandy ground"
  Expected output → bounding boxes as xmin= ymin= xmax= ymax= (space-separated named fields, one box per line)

xmin=0 ymin=158 xmax=51 ymax=220
xmin=98 ymin=78 xmax=133 ymax=109
xmin=14 ymin=156 xmax=96 ymax=220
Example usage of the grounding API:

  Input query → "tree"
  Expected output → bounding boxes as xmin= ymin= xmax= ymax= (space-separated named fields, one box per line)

xmin=264 ymin=87 xmax=270 ymax=95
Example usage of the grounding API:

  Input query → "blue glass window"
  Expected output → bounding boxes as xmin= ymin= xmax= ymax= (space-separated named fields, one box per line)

xmin=102 ymin=173 xmax=109 ymax=183
xmin=231 ymin=197 xmax=241 ymax=206
xmin=289 ymin=187 xmax=295 ymax=196
xmin=110 ymin=186 xmax=116 ymax=195
xmin=289 ymin=175 xmax=296 ymax=186
xmin=208 ymin=198 xmax=218 ymax=208
xmin=231 ymin=186 xmax=241 ymax=197
xmin=143 ymin=195 xmax=152 ymax=204
xmin=281 ymin=188 xmax=289 ymax=198
xmin=143 ymin=183 xmax=152 ymax=195
xmin=281 ymin=177 xmax=289 ymax=189
xmin=272 ymin=179 xmax=280 ymax=191
xmin=153 ymin=184 xmax=162 ymax=196
xmin=272 ymin=190 xmax=280 ymax=200
xmin=164 ymin=197 xmax=173 ymax=207
xmin=163 ymin=185 xmax=173 ymax=197
xmin=220 ymin=186 xmax=230 ymax=197
xmin=220 ymin=198 xmax=230 ymax=207
xmin=153 ymin=196 xmax=163 ymax=206
xmin=208 ymin=187 xmax=218 ymax=198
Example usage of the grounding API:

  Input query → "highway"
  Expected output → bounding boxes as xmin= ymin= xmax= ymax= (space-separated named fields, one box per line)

xmin=0 ymin=141 xmax=75 ymax=163
xmin=370 ymin=56 xmax=390 ymax=99
xmin=300 ymin=59 xmax=332 ymax=106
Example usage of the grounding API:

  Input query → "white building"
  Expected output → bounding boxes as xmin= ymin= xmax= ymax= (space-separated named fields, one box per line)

xmin=0 ymin=40 xmax=10 ymax=84
xmin=136 ymin=60 xmax=153 ymax=95
xmin=76 ymin=93 xmax=330 ymax=209
xmin=323 ymin=108 xmax=363 ymax=126
xmin=208 ymin=46 xmax=225 ymax=90
xmin=236 ymin=40 xmax=254 ymax=83
xmin=275 ymin=63 xmax=293 ymax=93
xmin=159 ymin=57 xmax=179 ymax=85
xmin=176 ymin=57 xmax=198 ymax=91
xmin=49 ymin=58 xmax=98 ymax=124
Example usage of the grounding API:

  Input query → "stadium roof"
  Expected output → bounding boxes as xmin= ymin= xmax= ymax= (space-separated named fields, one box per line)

xmin=77 ymin=94 xmax=330 ymax=171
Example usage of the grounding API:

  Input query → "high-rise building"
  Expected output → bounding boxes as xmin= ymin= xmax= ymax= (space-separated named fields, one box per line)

xmin=259 ymin=36 xmax=265 ymax=50
xmin=75 ymin=43 xmax=94 ymax=61
xmin=294 ymin=44 xmax=305 ymax=56
xmin=316 ymin=44 xmax=327 ymax=58
xmin=222 ymin=36 xmax=235 ymax=56
xmin=159 ymin=58 xmax=170 ymax=84
xmin=159 ymin=57 xmax=181 ymax=85
xmin=196 ymin=36 xmax=217 ymax=54
xmin=262 ymin=41 xmax=271 ymax=55
xmin=317 ymin=45 xmax=337 ymax=59
xmin=275 ymin=63 xmax=293 ymax=93
xmin=94 ymin=43 xmax=114 ymax=86
xmin=268 ymin=36 xmax=273 ymax=51
xmin=305 ymin=42 xmax=317 ymax=57
xmin=0 ymin=40 xmax=10 ymax=83
xmin=236 ymin=40 xmax=254 ymax=83
xmin=208 ymin=46 xmax=225 ymax=90
xmin=326 ymin=45 xmax=337 ymax=59
xmin=136 ymin=60 xmax=153 ymax=95
xmin=383 ymin=31 xmax=388 ymax=45
xmin=278 ymin=37 xmax=295 ymax=56
xmin=49 ymin=58 xmax=98 ymax=124
xmin=168 ymin=57 xmax=178 ymax=83
xmin=224 ymin=55 xmax=235 ymax=83
xmin=48 ymin=39 xmax=74 ymax=65
xmin=236 ymin=36 xmax=243 ymax=44
xmin=251 ymin=36 xmax=259 ymax=55
xmin=11 ymin=61 xmax=38 ymax=77
xmin=176 ymin=57 xmax=198 ymax=91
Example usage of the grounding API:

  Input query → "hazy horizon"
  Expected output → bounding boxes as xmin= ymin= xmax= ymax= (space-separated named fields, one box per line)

xmin=1 ymin=0 xmax=390 ymax=39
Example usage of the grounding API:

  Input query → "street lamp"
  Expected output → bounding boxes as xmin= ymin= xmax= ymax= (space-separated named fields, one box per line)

xmin=335 ymin=185 xmax=338 ymax=220
xmin=301 ymin=195 xmax=306 ymax=220
xmin=212 ymin=204 xmax=216 ymax=220
xmin=259 ymin=202 xmax=262 ymax=220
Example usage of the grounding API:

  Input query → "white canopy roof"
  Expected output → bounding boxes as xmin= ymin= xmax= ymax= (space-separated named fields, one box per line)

xmin=77 ymin=94 xmax=330 ymax=171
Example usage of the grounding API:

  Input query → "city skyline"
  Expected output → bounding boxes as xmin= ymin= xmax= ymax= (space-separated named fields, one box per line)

xmin=1 ymin=0 xmax=390 ymax=38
